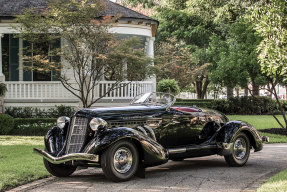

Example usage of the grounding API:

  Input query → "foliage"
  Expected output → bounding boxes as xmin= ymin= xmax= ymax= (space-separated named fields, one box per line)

xmin=0 ymin=114 xmax=14 ymax=135
xmin=14 ymin=0 xmax=152 ymax=108
xmin=47 ymin=105 xmax=75 ymax=118
xmin=247 ymin=0 xmax=287 ymax=128
xmin=11 ymin=118 xmax=56 ymax=136
xmin=150 ymin=0 xmax=216 ymax=99
xmin=175 ymin=96 xmax=276 ymax=115
xmin=0 ymin=83 xmax=7 ymax=97
xmin=157 ymin=79 xmax=180 ymax=95
xmin=121 ymin=0 xmax=159 ymax=8
xmin=208 ymin=22 xmax=266 ymax=94
xmin=155 ymin=38 xmax=211 ymax=99
xmin=155 ymin=38 xmax=193 ymax=90
xmin=5 ymin=105 xmax=75 ymax=118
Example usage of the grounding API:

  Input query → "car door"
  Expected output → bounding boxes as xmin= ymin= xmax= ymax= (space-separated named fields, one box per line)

xmin=164 ymin=110 xmax=208 ymax=148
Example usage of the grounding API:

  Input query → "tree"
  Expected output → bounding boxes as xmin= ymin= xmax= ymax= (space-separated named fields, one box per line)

xmin=248 ymin=0 xmax=287 ymax=128
xmin=208 ymin=21 xmax=266 ymax=97
xmin=154 ymin=38 xmax=193 ymax=90
xmin=155 ymin=38 xmax=211 ymax=99
xmin=14 ymin=0 xmax=152 ymax=108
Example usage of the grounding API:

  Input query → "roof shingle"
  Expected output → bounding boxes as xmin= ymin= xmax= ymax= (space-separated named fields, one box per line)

xmin=0 ymin=0 xmax=158 ymax=23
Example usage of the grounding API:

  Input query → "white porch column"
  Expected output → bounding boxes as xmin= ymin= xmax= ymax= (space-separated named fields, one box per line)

xmin=0 ymin=33 xmax=5 ymax=82
xmin=147 ymin=37 xmax=155 ymax=59
xmin=146 ymin=37 xmax=156 ymax=92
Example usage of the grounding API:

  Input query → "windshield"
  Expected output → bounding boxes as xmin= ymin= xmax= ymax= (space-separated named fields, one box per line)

xmin=130 ymin=92 xmax=176 ymax=107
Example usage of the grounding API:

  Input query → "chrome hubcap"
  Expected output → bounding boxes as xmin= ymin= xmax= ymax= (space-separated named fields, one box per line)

xmin=113 ymin=147 xmax=133 ymax=173
xmin=233 ymin=138 xmax=247 ymax=160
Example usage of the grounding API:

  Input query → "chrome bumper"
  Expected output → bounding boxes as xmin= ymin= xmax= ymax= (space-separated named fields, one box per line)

xmin=33 ymin=148 xmax=99 ymax=164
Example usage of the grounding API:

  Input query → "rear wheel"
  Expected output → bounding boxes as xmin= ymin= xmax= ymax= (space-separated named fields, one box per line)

xmin=101 ymin=140 xmax=139 ymax=182
xmin=43 ymin=158 xmax=77 ymax=177
xmin=224 ymin=133 xmax=250 ymax=167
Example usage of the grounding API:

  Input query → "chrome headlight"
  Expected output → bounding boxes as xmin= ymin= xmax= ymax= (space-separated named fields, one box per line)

xmin=89 ymin=118 xmax=107 ymax=131
xmin=57 ymin=116 xmax=70 ymax=129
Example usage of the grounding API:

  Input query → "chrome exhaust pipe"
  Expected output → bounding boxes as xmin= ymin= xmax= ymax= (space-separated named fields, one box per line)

xmin=33 ymin=148 xmax=99 ymax=164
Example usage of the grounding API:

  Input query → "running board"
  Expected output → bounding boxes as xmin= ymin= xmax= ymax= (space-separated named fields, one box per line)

xmin=167 ymin=144 xmax=218 ymax=158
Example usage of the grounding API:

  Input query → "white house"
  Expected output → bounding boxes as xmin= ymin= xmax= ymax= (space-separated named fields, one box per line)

xmin=0 ymin=0 xmax=158 ymax=108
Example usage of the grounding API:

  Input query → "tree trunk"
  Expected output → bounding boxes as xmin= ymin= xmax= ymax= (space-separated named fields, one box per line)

xmin=252 ymin=84 xmax=260 ymax=96
xmin=227 ymin=87 xmax=233 ymax=99
xmin=270 ymin=81 xmax=287 ymax=128
xmin=195 ymin=81 xmax=203 ymax=99
xmin=194 ymin=76 xmax=210 ymax=99
xmin=235 ymin=88 xmax=240 ymax=97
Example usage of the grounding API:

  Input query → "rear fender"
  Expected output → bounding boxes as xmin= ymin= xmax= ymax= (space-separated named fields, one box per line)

xmin=216 ymin=121 xmax=263 ymax=151
xmin=83 ymin=127 xmax=168 ymax=167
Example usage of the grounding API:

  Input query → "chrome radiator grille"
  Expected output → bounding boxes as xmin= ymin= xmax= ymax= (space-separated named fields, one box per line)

xmin=66 ymin=117 xmax=88 ymax=154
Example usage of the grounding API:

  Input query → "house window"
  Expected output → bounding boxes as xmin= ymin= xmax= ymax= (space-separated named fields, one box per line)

xmin=23 ymin=38 xmax=61 ymax=81
xmin=104 ymin=34 xmax=147 ymax=81
xmin=2 ymin=34 xmax=20 ymax=81
xmin=1 ymin=34 xmax=60 ymax=81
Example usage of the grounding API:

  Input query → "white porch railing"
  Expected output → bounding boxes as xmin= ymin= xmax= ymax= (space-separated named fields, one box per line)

xmin=5 ymin=81 xmax=154 ymax=101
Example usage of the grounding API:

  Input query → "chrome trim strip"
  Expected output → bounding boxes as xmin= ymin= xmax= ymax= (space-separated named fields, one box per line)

xmin=168 ymin=148 xmax=187 ymax=154
xmin=34 ymin=148 xmax=99 ymax=164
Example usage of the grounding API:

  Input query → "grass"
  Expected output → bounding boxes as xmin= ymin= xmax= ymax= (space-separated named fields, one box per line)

xmin=0 ymin=136 xmax=49 ymax=191
xmin=227 ymin=115 xmax=287 ymax=143
xmin=257 ymin=170 xmax=287 ymax=192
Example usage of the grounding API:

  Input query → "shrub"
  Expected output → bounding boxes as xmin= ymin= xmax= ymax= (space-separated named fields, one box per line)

xmin=47 ymin=105 xmax=75 ymax=118
xmin=11 ymin=118 xmax=56 ymax=136
xmin=0 ymin=114 xmax=14 ymax=135
xmin=0 ymin=83 xmax=7 ymax=97
xmin=5 ymin=105 xmax=76 ymax=118
xmin=157 ymin=79 xmax=180 ymax=95
xmin=175 ymin=96 xmax=276 ymax=115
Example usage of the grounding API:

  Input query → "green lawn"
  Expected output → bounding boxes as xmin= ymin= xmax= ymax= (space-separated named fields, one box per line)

xmin=257 ymin=170 xmax=287 ymax=192
xmin=0 ymin=136 xmax=49 ymax=191
xmin=227 ymin=115 xmax=287 ymax=143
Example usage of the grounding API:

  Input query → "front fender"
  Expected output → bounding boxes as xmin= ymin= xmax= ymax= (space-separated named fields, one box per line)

xmin=216 ymin=121 xmax=263 ymax=152
xmin=44 ymin=127 xmax=66 ymax=155
xmin=83 ymin=127 xmax=168 ymax=167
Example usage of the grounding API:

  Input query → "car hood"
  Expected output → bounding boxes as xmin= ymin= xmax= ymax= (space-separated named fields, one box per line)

xmin=75 ymin=105 xmax=167 ymax=120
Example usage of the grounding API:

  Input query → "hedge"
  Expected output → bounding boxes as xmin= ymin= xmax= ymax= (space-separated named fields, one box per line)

xmin=5 ymin=105 xmax=75 ymax=118
xmin=0 ymin=114 xmax=14 ymax=135
xmin=175 ymin=96 xmax=276 ymax=115
xmin=10 ymin=118 xmax=56 ymax=136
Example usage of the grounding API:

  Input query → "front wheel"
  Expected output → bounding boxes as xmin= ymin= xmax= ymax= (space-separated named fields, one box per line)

xmin=101 ymin=140 xmax=139 ymax=182
xmin=224 ymin=133 xmax=250 ymax=167
xmin=43 ymin=158 xmax=77 ymax=177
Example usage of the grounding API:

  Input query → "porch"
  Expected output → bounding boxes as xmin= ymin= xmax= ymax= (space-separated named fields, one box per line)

xmin=4 ymin=81 xmax=154 ymax=108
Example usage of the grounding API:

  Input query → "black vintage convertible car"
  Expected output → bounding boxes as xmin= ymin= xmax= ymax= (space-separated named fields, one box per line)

xmin=34 ymin=92 xmax=269 ymax=182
